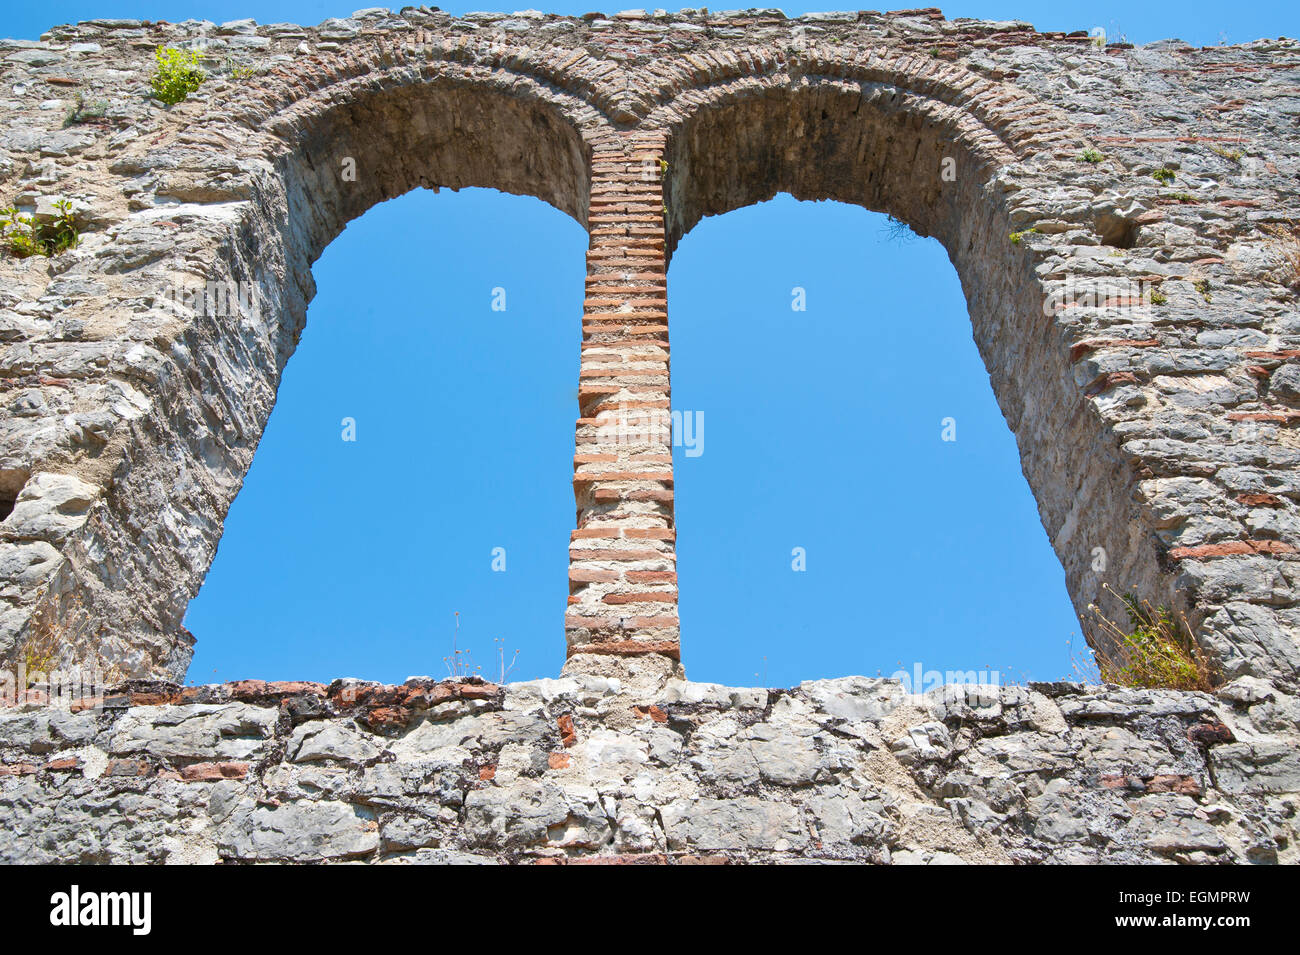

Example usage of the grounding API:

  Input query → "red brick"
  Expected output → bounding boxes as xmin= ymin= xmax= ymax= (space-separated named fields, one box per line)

xmin=1170 ymin=539 xmax=1297 ymax=559
xmin=557 ymin=714 xmax=577 ymax=747
xmin=1145 ymin=774 xmax=1202 ymax=796
xmin=616 ymin=615 xmax=679 ymax=629
xmin=180 ymin=761 xmax=249 ymax=782
xmin=361 ymin=705 xmax=415 ymax=730
xmin=1244 ymin=349 xmax=1300 ymax=361
xmin=570 ymin=568 xmax=620 ymax=583
xmin=569 ymin=548 xmax=674 ymax=562
xmin=455 ymin=682 xmax=499 ymax=700
xmin=567 ymin=640 xmax=680 ymax=659
xmin=225 ymin=680 xmax=328 ymax=702
xmin=626 ymin=570 xmax=677 ymax=583
xmin=128 ymin=690 xmax=182 ymax=706
xmin=623 ymin=528 xmax=675 ymax=540
xmin=1237 ymin=492 xmax=1285 ymax=507
xmin=603 ymin=591 xmax=678 ymax=604
xmin=1085 ymin=371 xmax=1140 ymax=396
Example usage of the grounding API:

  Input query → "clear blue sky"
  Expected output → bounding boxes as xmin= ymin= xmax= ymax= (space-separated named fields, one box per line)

xmin=10 ymin=3 xmax=1296 ymax=687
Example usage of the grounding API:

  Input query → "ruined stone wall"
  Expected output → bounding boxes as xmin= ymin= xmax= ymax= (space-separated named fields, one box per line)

xmin=1 ymin=674 xmax=1295 ymax=864
xmin=0 ymin=8 xmax=1297 ymax=687
xmin=0 ymin=8 xmax=1297 ymax=864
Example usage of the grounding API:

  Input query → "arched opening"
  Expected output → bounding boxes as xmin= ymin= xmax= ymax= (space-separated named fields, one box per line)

xmin=40 ymin=66 xmax=596 ymax=680
xmin=184 ymin=186 xmax=586 ymax=684
xmin=660 ymin=79 xmax=1167 ymax=675
xmin=668 ymin=194 xmax=1078 ymax=685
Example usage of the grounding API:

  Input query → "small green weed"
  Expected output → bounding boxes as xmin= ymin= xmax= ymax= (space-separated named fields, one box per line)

xmin=150 ymin=46 xmax=205 ymax=105
xmin=1 ymin=200 xmax=80 ymax=258
xmin=63 ymin=93 xmax=108 ymax=127
xmin=1085 ymin=588 xmax=1213 ymax=691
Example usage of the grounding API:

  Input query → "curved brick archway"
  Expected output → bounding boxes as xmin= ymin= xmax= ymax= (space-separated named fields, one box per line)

xmin=2 ymin=36 xmax=604 ymax=677
xmin=656 ymin=75 xmax=1160 ymax=664
xmin=0 ymin=11 xmax=1296 ymax=696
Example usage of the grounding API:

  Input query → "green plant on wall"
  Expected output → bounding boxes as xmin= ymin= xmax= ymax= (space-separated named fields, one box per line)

xmin=1 ymin=200 xmax=80 ymax=258
xmin=63 ymin=93 xmax=108 ymax=127
xmin=150 ymin=46 xmax=206 ymax=105
xmin=1086 ymin=587 xmax=1212 ymax=691
xmin=219 ymin=55 xmax=258 ymax=79
xmin=1211 ymin=144 xmax=1244 ymax=162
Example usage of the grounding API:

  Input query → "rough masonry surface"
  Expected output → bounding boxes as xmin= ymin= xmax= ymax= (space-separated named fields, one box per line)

xmin=0 ymin=674 xmax=1295 ymax=864
xmin=0 ymin=8 xmax=1297 ymax=863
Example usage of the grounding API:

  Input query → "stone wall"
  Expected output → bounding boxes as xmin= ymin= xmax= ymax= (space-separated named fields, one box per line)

xmin=1 ymin=674 xmax=1295 ymax=864
xmin=0 ymin=8 xmax=1298 ymax=864
xmin=0 ymin=8 xmax=1296 ymax=686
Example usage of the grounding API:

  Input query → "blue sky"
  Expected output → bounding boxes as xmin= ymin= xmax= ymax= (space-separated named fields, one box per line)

xmin=10 ymin=3 xmax=1297 ymax=687
xmin=11 ymin=2 xmax=1298 ymax=47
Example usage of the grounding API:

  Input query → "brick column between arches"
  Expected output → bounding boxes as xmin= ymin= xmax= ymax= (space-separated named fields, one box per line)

xmin=565 ymin=131 xmax=680 ymax=667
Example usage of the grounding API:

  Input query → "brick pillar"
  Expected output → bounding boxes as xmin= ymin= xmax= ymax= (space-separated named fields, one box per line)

xmin=565 ymin=131 xmax=680 ymax=668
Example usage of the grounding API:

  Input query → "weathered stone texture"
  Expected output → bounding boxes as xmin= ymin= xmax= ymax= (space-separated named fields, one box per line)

xmin=0 ymin=9 xmax=1297 ymax=863
xmin=0 ymin=675 xmax=1295 ymax=864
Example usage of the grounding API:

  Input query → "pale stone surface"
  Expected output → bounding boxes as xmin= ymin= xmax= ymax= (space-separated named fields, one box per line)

xmin=217 ymin=800 xmax=380 ymax=862
xmin=0 ymin=676 xmax=1294 ymax=864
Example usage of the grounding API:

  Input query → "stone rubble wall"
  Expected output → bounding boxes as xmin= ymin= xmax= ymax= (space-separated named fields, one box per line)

xmin=0 ymin=675 xmax=1295 ymax=864
xmin=0 ymin=8 xmax=1297 ymax=864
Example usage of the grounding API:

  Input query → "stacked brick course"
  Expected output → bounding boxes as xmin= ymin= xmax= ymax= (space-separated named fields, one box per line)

xmin=568 ymin=131 xmax=680 ymax=664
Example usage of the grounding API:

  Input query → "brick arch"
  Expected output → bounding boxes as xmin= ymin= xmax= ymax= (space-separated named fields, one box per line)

xmin=209 ymin=32 xmax=634 ymax=134
xmin=5 ymin=10 xmax=1300 ymax=867
xmin=22 ymin=56 xmax=600 ymax=680
xmin=657 ymin=79 xmax=1019 ymax=256
xmin=639 ymin=43 xmax=1073 ymax=158
xmin=642 ymin=75 xmax=1172 ymax=669
xmin=559 ymin=63 xmax=1080 ymax=675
